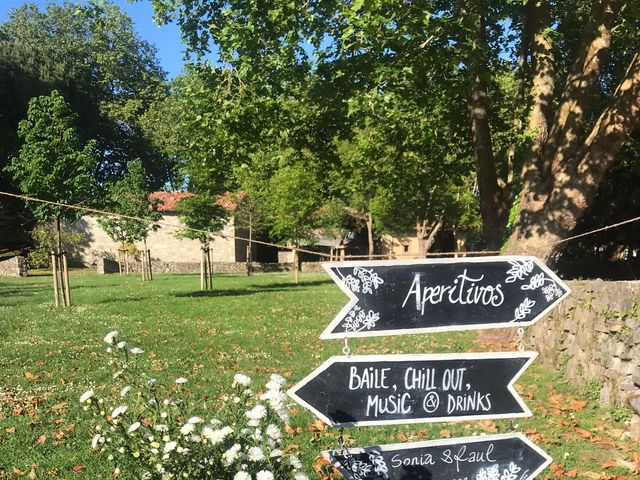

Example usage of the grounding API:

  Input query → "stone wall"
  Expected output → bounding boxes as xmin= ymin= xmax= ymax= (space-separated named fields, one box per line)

xmin=0 ymin=256 xmax=27 ymax=277
xmin=70 ymin=214 xmax=238 ymax=266
xmin=97 ymin=260 xmax=326 ymax=275
xmin=527 ymin=279 xmax=640 ymax=439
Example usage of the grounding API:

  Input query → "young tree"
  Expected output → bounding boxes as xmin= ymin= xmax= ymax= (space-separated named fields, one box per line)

xmin=176 ymin=194 xmax=229 ymax=290
xmin=5 ymin=90 xmax=97 ymax=306
xmin=98 ymin=160 xmax=160 ymax=279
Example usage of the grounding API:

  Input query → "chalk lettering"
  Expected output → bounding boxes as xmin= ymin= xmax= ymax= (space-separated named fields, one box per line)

xmin=446 ymin=392 xmax=492 ymax=414
xmin=349 ymin=366 xmax=390 ymax=390
xmin=366 ymin=393 xmax=412 ymax=417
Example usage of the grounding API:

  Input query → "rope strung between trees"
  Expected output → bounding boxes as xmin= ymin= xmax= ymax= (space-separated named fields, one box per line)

xmin=2 ymin=190 xmax=640 ymax=259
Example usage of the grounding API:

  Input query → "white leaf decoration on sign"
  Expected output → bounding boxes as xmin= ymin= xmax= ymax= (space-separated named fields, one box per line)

xmin=505 ymin=260 xmax=534 ymax=283
xmin=511 ymin=297 xmax=535 ymax=322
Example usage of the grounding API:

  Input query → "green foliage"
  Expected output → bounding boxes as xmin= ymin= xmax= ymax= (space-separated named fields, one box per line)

xmin=97 ymin=160 xmax=160 ymax=245
xmin=27 ymin=222 xmax=86 ymax=268
xmin=176 ymin=194 xmax=229 ymax=245
xmin=264 ymin=158 xmax=321 ymax=246
xmin=5 ymin=90 xmax=97 ymax=223
xmin=0 ymin=0 xmax=172 ymax=188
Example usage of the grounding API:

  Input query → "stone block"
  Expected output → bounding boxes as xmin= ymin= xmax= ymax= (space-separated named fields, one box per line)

xmin=628 ymin=391 xmax=640 ymax=416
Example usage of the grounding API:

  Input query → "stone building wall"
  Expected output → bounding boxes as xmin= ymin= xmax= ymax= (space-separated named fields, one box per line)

xmin=527 ymin=279 xmax=640 ymax=439
xmin=71 ymin=214 xmax=237 ymax=266
xmin=0 ymin=256 xmax=27 ymax=277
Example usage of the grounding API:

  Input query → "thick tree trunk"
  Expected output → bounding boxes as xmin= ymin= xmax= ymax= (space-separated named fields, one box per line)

xmin=463 ymin=0 xmax=507 ymax=249
xmin=507 ymin=0 xmax=628 ymax=260
xmin=506 ymin=51 xmax=640 ymax=262
xmin=416 ymin=218 xmax=443 ymax=257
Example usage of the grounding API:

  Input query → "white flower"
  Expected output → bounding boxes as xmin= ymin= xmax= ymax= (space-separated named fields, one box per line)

xmin=247 ymin=446 xmax=265 ymax=462
xmin=270 ymin=449 xmax=283 ymax=458
xmin=127 ymin=422 xmax=141 ymax=434
xmin=266 ymin=424 xmax=281 ymax=441
xmin=116 ymin=341 xmax=126 ymax=349
xmin=187 ymin=416 xmax=203 ymax=424
xmin=79 ymin=390 xmax=94 ymax=403
xmin=203 ymin=426 xmax=233 ymax=445
xmin=223 ymin=444 xmax=242 ymax=466
xmin=120 ymin=386 xmax=131 ymax=397
xmin=91 ymin=433 xmax=101 ymax=449
xmin=234 ymin=472 xmax=251 ymax=480
xmin=175 ymin=377 xmax=188 ymax=384
xmin=294 ymin=472 xmax=309 ymax=480
xmin=265 ymin=374 xmax=286 ymax=391
xmin=233 ymin=373 xmax=252 ymax=386
xmin=104 ymin=331 xmax=118 ymax=344
xmin=246 ymin=405 xmax=267 ymax=422
xmin=111 ymin=406 xmax=128 ymax=418
xmin=289 ymin=456 xmax=302 ymax=469
xmin=180 ymin=423 xmax=195 ymax=436
xmin=113 ymin=370 xmax=123 ymax=380
xmin=256 ymin=470 xmax=274 ymax=480
xmin=129 ymin=347 xmax=144 ymax=354
xmin=164 ymin=441 xmax=177 ymax=453
xmin=155 ymin=424 xmax=169 ymax=432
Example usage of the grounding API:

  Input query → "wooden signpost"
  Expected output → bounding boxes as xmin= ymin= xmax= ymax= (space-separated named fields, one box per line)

xmin=321 ymin=256 xmax=569 ymax=339
xmin=288 ymin=352 xmax=536 ymax=427
xmin=323 ymin=433 xmax=552 ymax=480
xmin=289 ymin=256 xmax=568 ymax=480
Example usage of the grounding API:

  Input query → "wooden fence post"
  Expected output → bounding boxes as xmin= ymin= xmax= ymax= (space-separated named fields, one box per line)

xmin=51 ymin=251 xmax=59 ymax=307
xmin=62 ymin=252 xmax=71 ymax=306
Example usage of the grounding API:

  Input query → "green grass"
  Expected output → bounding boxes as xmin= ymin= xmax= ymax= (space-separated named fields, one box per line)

xmin=0 ymin=271 xmax=638 ymax=479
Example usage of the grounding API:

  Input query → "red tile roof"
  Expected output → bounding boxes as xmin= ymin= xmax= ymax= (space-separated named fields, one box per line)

xmin=149 ymin=191 xmax=246 ymax=213
xmin=149 ymin=192 xmax=193 ymax=212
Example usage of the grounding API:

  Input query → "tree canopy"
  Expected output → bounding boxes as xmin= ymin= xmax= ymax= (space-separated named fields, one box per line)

xmin=147 ymin=0 xmax=640 ymax=262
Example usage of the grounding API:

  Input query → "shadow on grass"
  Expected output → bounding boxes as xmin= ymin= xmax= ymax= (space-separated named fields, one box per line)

xmin=0 ymin=283 xmax=50 ymax=298
xmin=173 ymin=279 xmax=332 ymax=298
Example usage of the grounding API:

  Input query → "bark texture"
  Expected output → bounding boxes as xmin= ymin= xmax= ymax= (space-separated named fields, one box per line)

xmin=507 ymin=49 xmax=640 ymax=261
xmin=464 ymin=1 xmax=508 ymax=249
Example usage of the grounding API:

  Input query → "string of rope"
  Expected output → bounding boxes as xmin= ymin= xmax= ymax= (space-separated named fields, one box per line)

xmin=0 ymin=190 xmax=334 ymax=258
xmin=2 ymin=190 xmax=640 ymax=258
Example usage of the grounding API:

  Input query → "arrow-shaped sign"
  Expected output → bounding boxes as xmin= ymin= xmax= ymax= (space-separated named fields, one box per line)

xmin=323 ymin=433 xmax=551 ymax=480
xmin=322 ymin=256 xmax=570 ymax=339
xmin=288 ymin=352 xmax=536 ymax=427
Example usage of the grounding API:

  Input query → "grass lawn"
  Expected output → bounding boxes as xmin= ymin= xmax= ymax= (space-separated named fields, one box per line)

xmin=0 ymin=270 xmax=638 ymax=479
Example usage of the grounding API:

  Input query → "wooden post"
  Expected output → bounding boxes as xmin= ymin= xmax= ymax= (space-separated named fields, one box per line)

xmin=118 ymin=249 xmax=123 ymax=276
xmin=293 ymin=248 xmax=299 ymax=284
xmin=125 ymin=250 xmax=130 ymax=276
xmin=62 ymin=252 xmax=71 ymax=306
xmin=51 ymin=251 xmax=59 ymax=307
xmin=141 ymin=247 xmax=146 ymax=281
xmin=200 ymin=247 xmax=205 ymax=291
xmin=207 ymin=247 xmax=213 ymax=290
xmin=147 ymin=249 xmax=153 ymax=281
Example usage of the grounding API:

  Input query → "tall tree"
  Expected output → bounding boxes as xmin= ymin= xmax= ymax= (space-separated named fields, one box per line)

xmin=149 ymin=0 xmax=640 ymax=261
xmin=0 ymin=0 xmax=173 ymax=187
xmin=5 ymin=90 xmax=97 ymax=305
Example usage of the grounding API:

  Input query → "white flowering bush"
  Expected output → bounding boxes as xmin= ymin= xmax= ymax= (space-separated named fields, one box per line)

xmin=80 ymin=331 xmax=309 ymax=480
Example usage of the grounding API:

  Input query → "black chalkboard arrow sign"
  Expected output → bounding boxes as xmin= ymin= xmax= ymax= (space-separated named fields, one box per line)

xmin=288 ymin=352 xmax=536 ymax=427
xmin=321 ymin=256 xmax=570 ymax=339
xmin=323 ymin=432 xmax=551 ymax=480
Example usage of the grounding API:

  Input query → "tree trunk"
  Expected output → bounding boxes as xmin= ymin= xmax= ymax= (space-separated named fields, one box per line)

xmin=246 ymin=212 xmax=253 ymax=276
xmin=506 ymin=50 xmax=640 ymax=262
xmin=416 ymin=218 xmax=443 ymax=257
xmin=366 ymin=213 xmax=374 ymax=259
xmin=293 ymin=247 xmax=299 ymax=284
xmin=51 ymin=250 xmax=59 ymax=307
xmin=463 ymin=0 xmax=508 ymax=248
